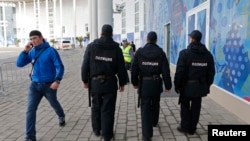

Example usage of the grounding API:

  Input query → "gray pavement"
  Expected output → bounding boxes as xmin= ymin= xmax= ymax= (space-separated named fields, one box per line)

xmin=0 ymin=47 xmax=23 ymax=60
xmin=0 ymin=48 xmax=246 ymax=141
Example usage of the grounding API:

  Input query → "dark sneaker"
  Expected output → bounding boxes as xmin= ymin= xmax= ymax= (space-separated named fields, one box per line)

xmin=93 ymin=130 xmax=100 ymax=136
xmin=25 ymin=137 xmax=36 ymax=141
xmin=153 ymin=123 xmax=158 ymax=127
xmin=142 ymin=137 xmax=152 ymax=141
xmin=188 ymin=130 xmax=195 ymax=135
xmin=104 ymin=133 xmax=114 ymax=141
xmin=59 ymin=118 xmax=66 ymax=127
xmin=177 ymin=126 xmax=188 ymax=134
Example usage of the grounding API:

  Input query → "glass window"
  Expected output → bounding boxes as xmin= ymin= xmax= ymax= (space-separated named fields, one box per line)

xmin=122 ymin=7 xmax=126 ymax=34
xmin=188 ymin=14 xmax=195 ymax=35
xmin=0 ymin=7 xmax=3 ymax=21
xmin=135 ymin=2 xmax=139 ymax=32
xmin=197 ymin=9 xmax=206 ymax=44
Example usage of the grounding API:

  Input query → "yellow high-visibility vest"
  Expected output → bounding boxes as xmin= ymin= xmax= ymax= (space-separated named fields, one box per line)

xmin=121 ymin=45 xmax=132 ymax=63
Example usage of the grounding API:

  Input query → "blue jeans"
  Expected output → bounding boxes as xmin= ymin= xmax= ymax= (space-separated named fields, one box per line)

xmin=26 ymin=82 xmax=65 ymax=140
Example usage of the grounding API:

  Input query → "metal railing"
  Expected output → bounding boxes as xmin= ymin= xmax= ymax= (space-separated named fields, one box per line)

xmin=0 ymin=48 xmax=84 ymax=94
xmin=0 ymin=62 xmax=31 ymax=92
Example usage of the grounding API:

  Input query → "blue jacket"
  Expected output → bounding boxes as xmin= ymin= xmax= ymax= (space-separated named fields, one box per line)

xmin=16 ymin=42 xmax=64 ymax=83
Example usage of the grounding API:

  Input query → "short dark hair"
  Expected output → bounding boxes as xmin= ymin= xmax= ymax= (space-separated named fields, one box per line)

xmin=188 ymin=30 xmax=202 ymax=42
xmin=147 ymin=31 xmax=157 ymax=42
xmin=29 ymin=30 xmax=42 ymax=37
xmin=101 ymin=24 xmax=113 ymax=36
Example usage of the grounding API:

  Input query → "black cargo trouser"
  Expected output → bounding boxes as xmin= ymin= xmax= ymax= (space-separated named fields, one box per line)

xmin=180 ymin=96 xmax=202 ymax=133
xmin=141 ymin=94 xmax=160 ymax=138
xmin=91 ymin=92 xmax=117 ymax=140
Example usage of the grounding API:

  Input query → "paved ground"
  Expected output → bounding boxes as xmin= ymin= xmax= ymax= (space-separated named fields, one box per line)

xmin=0 ymin=47 xmax=23 ymax=60
xmin=0 ymin=47 xmax=246 ymax=141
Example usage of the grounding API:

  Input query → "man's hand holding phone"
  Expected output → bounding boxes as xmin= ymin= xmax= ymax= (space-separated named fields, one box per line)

xmin=24 ymin=42 xmax=33 ymax=53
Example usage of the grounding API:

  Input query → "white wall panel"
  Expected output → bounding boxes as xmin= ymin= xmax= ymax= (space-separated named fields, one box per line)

xmin=16 ymin=0 xmax=88 ymax=40
xmin=76 ymin=0 xmax=88 ymax=37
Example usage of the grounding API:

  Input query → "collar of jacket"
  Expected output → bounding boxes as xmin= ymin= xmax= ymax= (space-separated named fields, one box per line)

xmin=34 ymin=42 xmax=50 ymax=50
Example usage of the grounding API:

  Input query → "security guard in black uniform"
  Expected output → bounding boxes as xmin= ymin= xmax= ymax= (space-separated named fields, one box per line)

xmin=81 ymin=24 xmax=127 ymax=141
xmin=131 ymin=31 xmax=172 ymax=141
xmin=174 ymin=30 xmax=215 ymax=135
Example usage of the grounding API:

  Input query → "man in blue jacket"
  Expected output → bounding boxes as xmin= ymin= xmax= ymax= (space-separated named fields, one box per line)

xmin=16 ymin=30 xmax=65 ymax=141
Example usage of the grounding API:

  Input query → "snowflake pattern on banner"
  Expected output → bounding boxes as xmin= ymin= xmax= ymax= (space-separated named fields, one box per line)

xmin=221 ymin=23 xmax=250 ymax=97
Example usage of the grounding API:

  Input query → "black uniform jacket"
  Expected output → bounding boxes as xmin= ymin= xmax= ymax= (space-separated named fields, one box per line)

xmin=81 ymin=37 xmax=127 ymax=93
xmin=174 ymin=42 xmax=215 ymax=97
xmin=131 ymin=43 xmax=172 ymax=96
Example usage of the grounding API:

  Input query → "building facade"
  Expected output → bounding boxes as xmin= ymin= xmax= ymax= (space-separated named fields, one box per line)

xmin=114 ymin=0 xmax=250 ymax=123
xmin=5 ymin=0 xmax=89 ymax=47
xmin=141 ymin=0 xmax=250 ymax=123
xmin=113 ymin=0 xmax=146 ymax=48
xmin=0 ymin=2 xmax=16 ymax=47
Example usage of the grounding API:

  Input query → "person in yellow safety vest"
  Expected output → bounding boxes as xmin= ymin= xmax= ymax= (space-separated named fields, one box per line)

xmin=121 ymin=38 xmax=134 ymax=83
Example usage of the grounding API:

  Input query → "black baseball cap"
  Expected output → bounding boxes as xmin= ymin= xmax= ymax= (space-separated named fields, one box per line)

xmin=188 ymin=30 xmax=202 ymax=42
xmin=147 ymin=31 xmax=157 ymax=41
xmin=29 ymin=30 xmax=42 ymax=37
xmin=101 ymin=24 xmax=113 ymax=36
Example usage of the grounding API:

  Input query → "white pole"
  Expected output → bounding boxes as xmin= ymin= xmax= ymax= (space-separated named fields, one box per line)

xmin=18 ymin=2 xmax=21 ymax=15
xmin=98 ymin=0 xmax=113 ymax=36
xmin=92 ymin=0 xmax=98 ymax=39
xmin=73 ymin=0 xmax=76 ymax=45
xmin=45 ymin=0 xmax=49 ymax=38
xmin=23 ymin=1 xmax=26 ymax=43
xmin=60 ymin=0 xmax=63 ymax=41
xmin=23 ymin=2 xmax=26 ymax=19
xmin=2 ymin=4 xmax=7 ymax=47
xmin=37 ymin=0 xmax=40 ymax=30
xmin=18 ymin=2 xmax=22 ymax=43
xmin=53 ymin=0 xmax=57 ymax=39
xmin=88 ymin=0 xmax=92 ymax=41
xmin=33 ymin=0 xmax=36 ymax=28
